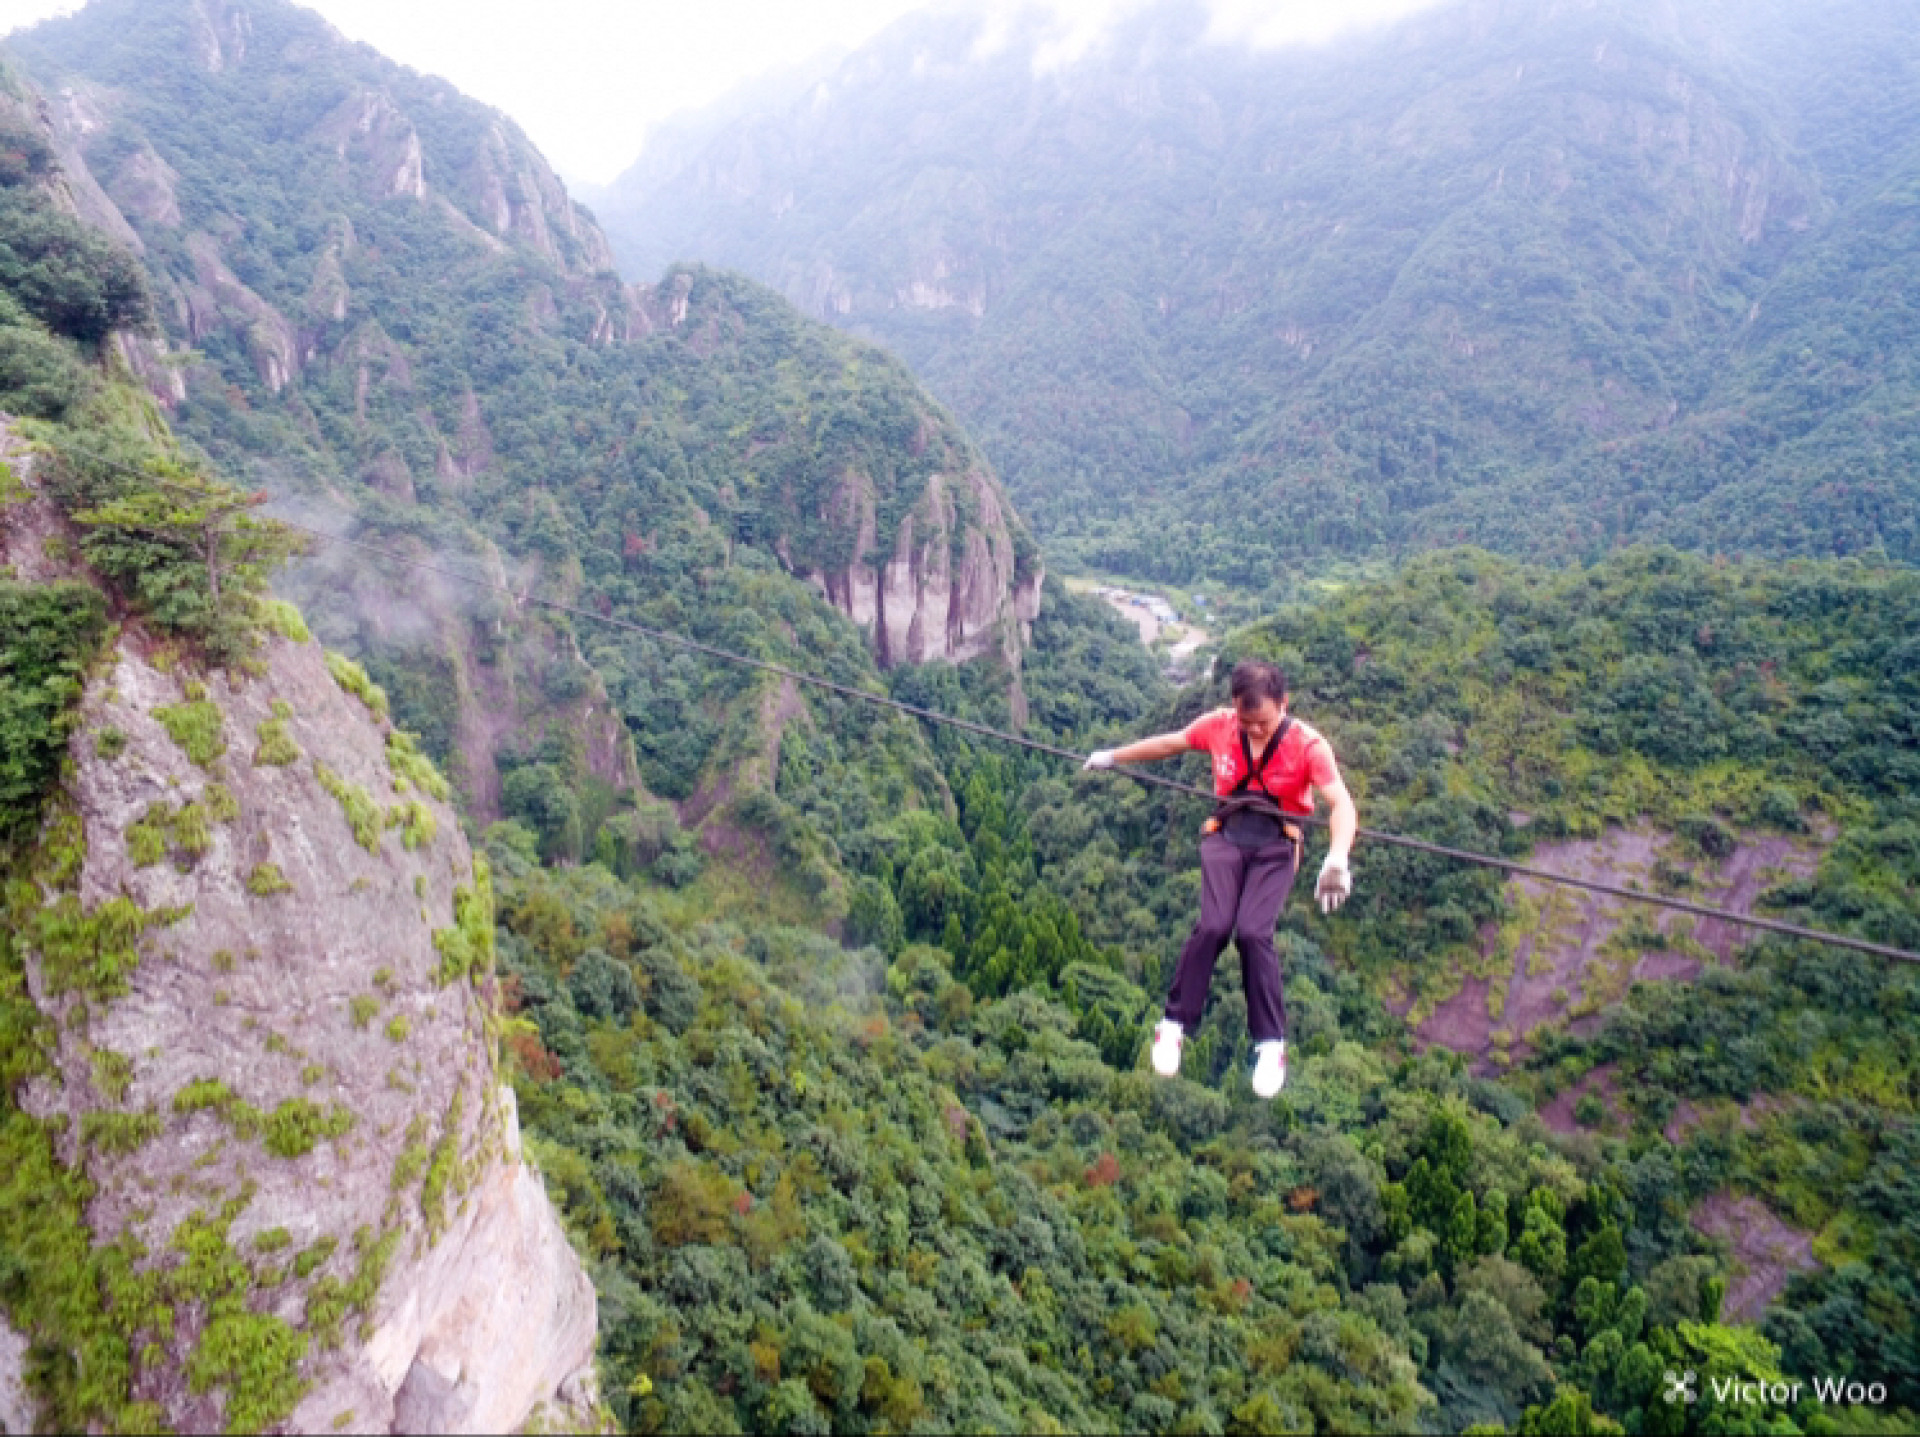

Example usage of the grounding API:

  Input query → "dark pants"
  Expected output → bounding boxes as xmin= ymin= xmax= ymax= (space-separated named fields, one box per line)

xmin=1164 ymin=833 xmax=1296 ymax=1043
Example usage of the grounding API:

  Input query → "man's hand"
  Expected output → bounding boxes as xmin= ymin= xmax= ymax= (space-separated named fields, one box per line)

xmin=1316 ymin=855 xmax=1352 ymax=914
xmin=1082 ymin=749 xmax=1118 ymax=771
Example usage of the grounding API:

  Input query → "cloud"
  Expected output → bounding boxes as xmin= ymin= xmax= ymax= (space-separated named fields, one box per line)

xmin=948 ymin=0 xmax=1448 ymax=79
xmin=4 ymin=0 xmax=1449 ymax=186
xmin=1202 ymin=0 xmax=1445 ymax=48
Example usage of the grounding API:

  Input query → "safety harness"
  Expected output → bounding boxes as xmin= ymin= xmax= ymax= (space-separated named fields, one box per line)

xmin=1201 ymin=718 xmax=1306 ymax=868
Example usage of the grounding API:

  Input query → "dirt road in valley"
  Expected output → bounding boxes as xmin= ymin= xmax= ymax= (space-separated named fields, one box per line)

xmin=1071 ymin=579 xmax=1211 ymax=668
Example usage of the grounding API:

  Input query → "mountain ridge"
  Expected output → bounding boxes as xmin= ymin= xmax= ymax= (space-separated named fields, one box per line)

xmin=6 ymin=0 xmax=1048 ymax=870
xmin=593 ymin=0 xmax=1920 ymax=584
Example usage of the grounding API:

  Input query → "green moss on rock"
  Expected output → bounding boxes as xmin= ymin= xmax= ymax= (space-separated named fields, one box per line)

xmin=304 ymin=1222 xmax=399 ymax=1350
xmin=174 ymin=1081 xmax=351 ymax=1157
xmin=385 ymin=729 xmax=449 ymax=801
xmin=174 ymin=1077 xmax=237 ymax=1115
xmin=292 ymin=1234 xmax=338 ymax=1280
xmin=172 ymin=1201 xmax=312 ymax=1433
xmin=126 ymin=799 xmax=215 ymax=869
xmin=21 ymin=891 xmax=189 ymax=1003
xmin=89 ymin=1046 xmax=133 ymax=1102
xmin=325 ymin=651 xmax=389 ymax=723
xmin=80 ymin=1107 xmax=163 ymax=1154
xmin=314 ymin=761 xmax=381 ymax=853
xmin=245 ymin=862 xmax=292 ymax=897
xmin=432 ymin=857 xmax=495 ymax=986
xmin=391 ymin=797 xmax=436 ymax=852
xmin=153 ymin=698 xmax=226 ymax=768
xmin=420 ymin=1087 xmax=465 ymax=1235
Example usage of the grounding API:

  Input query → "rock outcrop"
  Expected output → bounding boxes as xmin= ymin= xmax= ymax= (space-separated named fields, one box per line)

xmin=0 ymin=443 xmax=598 ymax=1434
xmin=807 ymin=467 xmax=1043 ymax=667
xmin=183 ymin=232 xmax=299 ymax=392
xmin=0 ymin=1316 xmax=31 ymax=1435
xmin=313 ymin=90 xmax=426 ymax=201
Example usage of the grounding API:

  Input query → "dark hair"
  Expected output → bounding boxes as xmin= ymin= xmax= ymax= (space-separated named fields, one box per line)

xmin=1230 ymin=659 xmax=1288 ymax=708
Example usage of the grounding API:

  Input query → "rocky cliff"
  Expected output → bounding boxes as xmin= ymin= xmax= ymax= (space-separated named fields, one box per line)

xmin=625 ymin=269 xmax=1045 ymax=672
xmin=0 ymin=434 xmax=598 ymax=1434
xmin=804 ymin=465 xmax=1043 ymax=667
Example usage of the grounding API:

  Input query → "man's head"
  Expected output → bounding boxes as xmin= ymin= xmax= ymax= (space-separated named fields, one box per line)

xmin=1230 ymin=660 xmax=1289 ymax=738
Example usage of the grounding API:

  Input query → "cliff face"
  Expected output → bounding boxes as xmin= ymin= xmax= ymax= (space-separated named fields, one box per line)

xmin=621 ymin=270 xmax=1044 ymax=673
xmin=0 ymin=441 xmax=597 ymax=1433
xmin=32 ymin=0 xmax=609 ymax=408
xmin=807 ymin=466 xmax=1043 ymax=667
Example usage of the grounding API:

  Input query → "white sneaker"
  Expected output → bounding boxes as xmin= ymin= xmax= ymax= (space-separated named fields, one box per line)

xmin=1251 ymin=1041 xmax=1286 ymax=1099
xmin=1150 ymin=1019 xmax=1184 ymax=1077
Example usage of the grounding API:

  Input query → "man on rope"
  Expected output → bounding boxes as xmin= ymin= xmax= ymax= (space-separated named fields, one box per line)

xmin=1084 ymin=659 xmax=1356 ymax=1097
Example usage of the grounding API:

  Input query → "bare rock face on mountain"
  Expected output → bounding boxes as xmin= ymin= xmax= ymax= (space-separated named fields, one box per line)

xmin=807 ymin=466 xmax=1043 ymax=667
xmin=0 ymin=451 xmax=598 ymax=1434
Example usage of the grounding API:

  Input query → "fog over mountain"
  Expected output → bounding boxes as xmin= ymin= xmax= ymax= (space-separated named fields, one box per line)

xmin=597 ymin=0 xmax=1920 ymax=592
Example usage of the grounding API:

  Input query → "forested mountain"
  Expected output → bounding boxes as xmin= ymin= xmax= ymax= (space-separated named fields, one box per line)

xmin=596 ymin=0 xmax=1920 ymax=591
xmin=6 ymin=0 xmax=1043 ymax=833
xmin=7 ymin=1 xmax=1920 ymax=1434
xmin=496 ymin=544 xmax=1920 ymax=1435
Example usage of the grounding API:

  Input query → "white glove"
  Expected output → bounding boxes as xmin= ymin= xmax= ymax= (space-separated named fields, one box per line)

xmin=1316 ymin=855 xmax=1352 ymax=914
xmin=1082 ymin=749 xmax=1118 ymax=771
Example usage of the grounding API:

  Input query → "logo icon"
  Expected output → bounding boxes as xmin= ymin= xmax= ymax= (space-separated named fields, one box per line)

xmin=1664 ymin=1370 xmax=1697 ymax=1405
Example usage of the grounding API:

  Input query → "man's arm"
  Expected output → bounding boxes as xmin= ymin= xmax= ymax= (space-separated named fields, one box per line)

xmin=1316 ymin=775 xmax=1357 ymax=866
xmin=1104 ymin=731 xmax=1192 ymax=765
xmin=1313 ymin=774 xmax=1358 ymax=913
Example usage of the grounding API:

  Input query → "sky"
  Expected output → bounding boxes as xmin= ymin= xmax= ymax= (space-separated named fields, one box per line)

xmin=0 ymin=0 xmax=1441 ymax=185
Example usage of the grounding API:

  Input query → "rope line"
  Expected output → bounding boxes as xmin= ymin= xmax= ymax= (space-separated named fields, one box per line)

xmin=37 ymin=441 xmax=1920 ymax=965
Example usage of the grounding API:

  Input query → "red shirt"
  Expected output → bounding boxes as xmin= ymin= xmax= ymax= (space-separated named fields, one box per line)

xmin=1183 ymin=709 xmax=1339 ymax=815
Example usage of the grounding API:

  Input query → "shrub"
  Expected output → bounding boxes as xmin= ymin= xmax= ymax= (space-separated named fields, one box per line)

xmin=254 ymin=705 xmax=300 ymax=766
xmin=245 ymin=862 xmax=292 ymax=896
xmin=325 ymin=652 xmax=390 ymax=722
xmin=153 ymin=698 xmax=226 ymax=768
xmin=0 ymin=298 xmax=90 ymax=418
xmin=0 ymin=579 xmax=109 ymax=845
xmin=0 ymin=188 xmax=151 ymax=342
xmin=432 ymin=858 xmax=495 ymax=985
xmin=258 ymin=599 xmax=310 ymax=643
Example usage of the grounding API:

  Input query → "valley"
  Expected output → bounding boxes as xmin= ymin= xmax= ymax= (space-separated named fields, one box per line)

xmin=0 ymin=0 xmax=1916 ymax=1434
xmin=1065 ymin=575 xmax=1212 ymax=674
